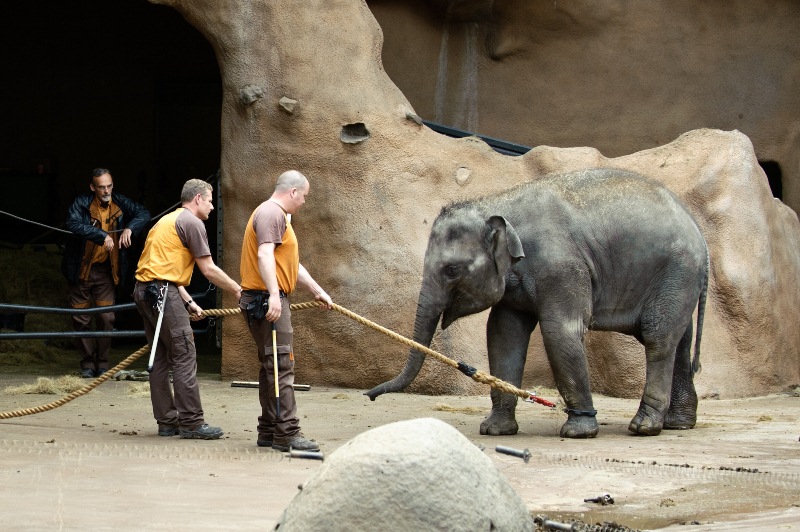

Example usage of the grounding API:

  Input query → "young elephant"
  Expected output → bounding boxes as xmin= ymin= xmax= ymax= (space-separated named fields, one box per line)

xmin=366 ymin=168 xmax=708 ymax=438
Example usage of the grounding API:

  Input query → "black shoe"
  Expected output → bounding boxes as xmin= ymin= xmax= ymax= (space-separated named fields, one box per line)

xmin=272 ymin=436 xmax=319 ymax=452
xmin=256 ymin=437 xmax=273 ymax=447
xmin=158 ymin=425 xmax=180 ymax=437
xmin=179 ymin=423 xmax=224 ymax=440
xmin=80 ymin=369 xmax=95 ymax=378
xmin=97 ymin=368 xmax=108 ymax=377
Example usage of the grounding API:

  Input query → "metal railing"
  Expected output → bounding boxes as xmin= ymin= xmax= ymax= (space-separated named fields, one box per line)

xmin=0 ymin=287 xmax=216 ymax=340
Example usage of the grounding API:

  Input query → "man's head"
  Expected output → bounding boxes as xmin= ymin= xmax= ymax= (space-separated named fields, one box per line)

xmin=90 ymin=168 xmax=113 ymax=205
xmin=273 ymin=170 xmax=310 ymax=214
xmin=181 ymin=179 xmax=214 ymax=221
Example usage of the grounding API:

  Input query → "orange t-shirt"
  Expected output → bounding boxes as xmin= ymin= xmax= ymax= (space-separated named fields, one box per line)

xmin=240 ymin=200 xmax=299 ymax=293
xmin=89 ymin=201 xmax=112 ymax=265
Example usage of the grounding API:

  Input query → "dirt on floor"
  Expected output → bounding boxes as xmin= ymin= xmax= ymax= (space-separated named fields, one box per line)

xmin=1 ymin=369 xmax=799 ymax=531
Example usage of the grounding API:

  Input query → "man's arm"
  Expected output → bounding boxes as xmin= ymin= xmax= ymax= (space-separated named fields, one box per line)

xmin=117 ymin=194 xmax=151 ymax=236
xmin=195 ymin=255 xmax=242 ymax=301
xmin=257 ymin=242 xmax=283 ymax=322
xmin=65 ymin=197 xmax=106 ymax=246
xmin=297 ymin=263 xmax=332 ymax=309
xmin=117 ymin=195 xmax=152 ymax=249
xmin=177 ymin=285 xmax=204 ymax=321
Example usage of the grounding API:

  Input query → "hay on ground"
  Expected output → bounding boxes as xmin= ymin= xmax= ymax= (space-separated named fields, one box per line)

xmin=3 ymin=375 xmax=86 ymax=395
xmin=433 ymin=403 xmax=483 ymax=414
xmin=125 ymin=382 xmax=150 ymax=397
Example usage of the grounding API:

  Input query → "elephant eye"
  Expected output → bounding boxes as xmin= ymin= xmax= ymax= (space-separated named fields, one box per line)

xmin=443 ymin=264 xmax=459 ymax=279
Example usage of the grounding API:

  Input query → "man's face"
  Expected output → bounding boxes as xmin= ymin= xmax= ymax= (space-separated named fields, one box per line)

xmin=196 ymin=189 xmax=214 ymax=220
xmin=286 ymin=182 xmax=309 ymax=214
xmin=90 ymin=173 xmax=113 ymax=204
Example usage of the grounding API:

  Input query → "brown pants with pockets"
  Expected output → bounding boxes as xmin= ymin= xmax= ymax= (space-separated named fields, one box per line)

xmin=239 ymin=291 xmax=300 ymax=445
xmin=68 ymin=261 xmax=115 ymax=373
xmin=134 ymin=281 xmax=205 ymax=430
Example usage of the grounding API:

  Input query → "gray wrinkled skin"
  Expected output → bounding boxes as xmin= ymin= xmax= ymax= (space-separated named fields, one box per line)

xmin=366 ymin=168 xmax=708 ymax=438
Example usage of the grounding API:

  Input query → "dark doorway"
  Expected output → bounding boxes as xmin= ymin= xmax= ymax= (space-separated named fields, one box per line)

xmin=0 ymin=2 xmax=223 ymax=361
xmin=759 ymin=160 xmax=783 ymax=200
xmin=0 ymin=1 xmax=222 ymax=245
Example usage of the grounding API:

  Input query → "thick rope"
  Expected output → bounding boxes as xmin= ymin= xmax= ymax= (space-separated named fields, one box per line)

xmin=0 ymin=302 xmax=554 ymax=419
xmin=0 ymin=344 xmax=150 ymax=419
xmin=285 ymin=302 xmax=554 ymax=405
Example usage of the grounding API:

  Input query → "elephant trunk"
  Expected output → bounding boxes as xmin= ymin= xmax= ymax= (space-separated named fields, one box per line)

xmin=364 ymin=290 xmax=442 ymax=400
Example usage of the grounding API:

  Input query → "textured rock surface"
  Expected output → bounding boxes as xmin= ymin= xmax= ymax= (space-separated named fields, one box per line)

xmin=151 ymin=0 xmax=800 ymax=400
xmin=275 ymin=417 xmax=534 ymax=531
xmin=371 ymin=0 xmax=800 ymax=215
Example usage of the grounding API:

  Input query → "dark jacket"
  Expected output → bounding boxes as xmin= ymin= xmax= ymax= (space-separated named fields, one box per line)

xmin=61 ymin=192 xmax=151 ymax=286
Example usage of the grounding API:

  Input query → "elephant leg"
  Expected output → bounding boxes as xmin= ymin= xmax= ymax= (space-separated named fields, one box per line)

xmin=664 ymin=322 xmax=698 ymax=429
xmin=480 ymin=305 xmax=535 ymax=436
xmin=481 ymin=388 xmax=520 ymax=436
xmin=539 ymin=318 xmax=598 ymax=439
xmin=629 ymin=318 xmax=685 ymax=436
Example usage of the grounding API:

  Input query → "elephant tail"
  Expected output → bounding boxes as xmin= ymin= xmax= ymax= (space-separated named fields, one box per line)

xmin=692 ymin=248 xmax=710 ymax=375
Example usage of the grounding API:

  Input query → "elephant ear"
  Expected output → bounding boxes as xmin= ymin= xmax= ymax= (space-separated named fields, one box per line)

xmin=487 ymin=216 xmax=525 ymax=274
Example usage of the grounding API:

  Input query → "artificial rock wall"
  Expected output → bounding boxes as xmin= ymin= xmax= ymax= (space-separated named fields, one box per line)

xmin=152 ymin=0 xmax=800 ymax=399
xmin=370 ymin=0 xmax=800 ymax=215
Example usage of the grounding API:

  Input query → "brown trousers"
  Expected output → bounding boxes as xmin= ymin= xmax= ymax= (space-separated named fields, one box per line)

xmin=134 ymin=281 xmax=205 ymax=430
xmin=68 ymin=261 xmax=115 ymax=372
xmin=239 ymin=291 xmax=300 ymax=444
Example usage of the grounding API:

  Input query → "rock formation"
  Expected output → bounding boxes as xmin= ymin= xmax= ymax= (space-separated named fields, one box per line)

xmin=371 ymin=0 xmax=800 ymax=214
xmin=150 ymin=0 xmax=800 ymax=400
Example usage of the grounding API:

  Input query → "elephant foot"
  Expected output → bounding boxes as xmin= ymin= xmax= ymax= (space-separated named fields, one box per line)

xmin=480 ymin=411 xmax=519 ymax=436
xmin=664 ymin=409 xmax=696 ymax=430
xmin=628 ymin=403 xmax=665 ymax=436
xmin=560 ymin=412 xmax=599 ymax=439
xmin=665 ymin=387 xmax=698 ymax=430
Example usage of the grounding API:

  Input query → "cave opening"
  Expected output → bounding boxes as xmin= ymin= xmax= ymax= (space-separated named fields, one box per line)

xmin=0 ymin=1 xmax=222 ymax=246
xmin=759 ymin=160 xmax=783 ymax=200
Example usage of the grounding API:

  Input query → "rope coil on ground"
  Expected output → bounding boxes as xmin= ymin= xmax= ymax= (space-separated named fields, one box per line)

xmin=0 ymin=301 xmax=553 ymax=419
xmin=0 ymin=344 xmax=150 ymax=419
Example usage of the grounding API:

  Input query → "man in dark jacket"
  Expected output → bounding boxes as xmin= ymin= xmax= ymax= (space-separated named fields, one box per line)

xmin=61 ymin=168 xmax=150 ymax=377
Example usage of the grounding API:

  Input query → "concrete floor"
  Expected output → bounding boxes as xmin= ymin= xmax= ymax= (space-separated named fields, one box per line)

xmin=1 ymin=373 xmax=799 ymax=531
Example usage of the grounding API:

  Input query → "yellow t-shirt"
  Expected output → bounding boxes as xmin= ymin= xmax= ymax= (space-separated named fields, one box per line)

xmin=135 ymin=208 xmax=211 ymax=286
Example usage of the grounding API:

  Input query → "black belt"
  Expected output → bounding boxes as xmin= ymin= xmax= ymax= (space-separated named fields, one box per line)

xmin=243 ymin=289 xmax=285 ymax=298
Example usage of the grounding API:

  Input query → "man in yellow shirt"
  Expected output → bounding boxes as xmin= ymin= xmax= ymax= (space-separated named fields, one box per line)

xmin=239 ymin=170 xmax=332 ymax=451
xmin=134 ymin=179 xmax=241 ymax=440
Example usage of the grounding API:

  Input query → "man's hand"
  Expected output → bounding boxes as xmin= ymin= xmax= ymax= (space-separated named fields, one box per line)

xmin=315 ymin=290 xmax=333 ymax=310
xmin=187 ymin=301 xmax=204 ymax=321
xmin=266 ymin=293 xmax=282 ymax=322
xmin=103 ymin=234 xmax=114 ymax=251
xmin=119 ymin=228 xmax=133 ymax=248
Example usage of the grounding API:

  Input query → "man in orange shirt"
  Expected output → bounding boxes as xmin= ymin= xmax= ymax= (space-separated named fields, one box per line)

xmin=134 ymin=179 xmax=241 ymax=440
xmin=239 ymin=170 xmax=332 ymax=451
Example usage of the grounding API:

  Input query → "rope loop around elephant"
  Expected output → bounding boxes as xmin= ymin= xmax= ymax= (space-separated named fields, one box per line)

xmin=0 ymin=302 xmax=551 ymax=419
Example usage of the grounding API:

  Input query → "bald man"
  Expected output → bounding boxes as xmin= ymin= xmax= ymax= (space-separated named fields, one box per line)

xmin=239 ymin=170 xmax=332 ymax=452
